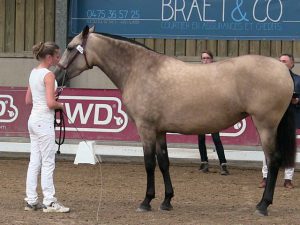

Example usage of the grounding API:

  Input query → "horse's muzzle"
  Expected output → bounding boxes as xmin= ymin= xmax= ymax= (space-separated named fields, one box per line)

xmin=53 ymin=66 xmax=67 ymax=86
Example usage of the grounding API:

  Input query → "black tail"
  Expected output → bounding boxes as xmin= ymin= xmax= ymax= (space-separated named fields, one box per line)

xmin=276 ymin=104 xmax=296 ymax=168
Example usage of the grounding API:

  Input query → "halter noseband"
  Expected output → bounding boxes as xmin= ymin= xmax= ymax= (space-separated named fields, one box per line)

xmin=57 ymin=33 xmax=93 ymax=71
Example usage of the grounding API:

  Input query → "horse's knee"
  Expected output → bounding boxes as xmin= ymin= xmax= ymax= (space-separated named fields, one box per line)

xmin=157 ymin=151 xmax=170 ymax=172
xmin=143 ymin=145 xmax=156 ymax=171
xmin=144 ymin=159 xmax=156 ymax=173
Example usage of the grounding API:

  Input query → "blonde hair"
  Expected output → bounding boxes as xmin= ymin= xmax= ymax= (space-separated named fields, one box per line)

xmin=32 ymin=42 xmax=59 ymax=60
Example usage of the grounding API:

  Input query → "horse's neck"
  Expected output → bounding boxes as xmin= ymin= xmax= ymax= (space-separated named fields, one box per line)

xmin=93 ymin=35 xmax=145 ymax=91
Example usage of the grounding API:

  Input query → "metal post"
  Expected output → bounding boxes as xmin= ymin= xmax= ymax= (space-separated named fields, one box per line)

xmin=55 ymin=0 xmax=68 ymax=49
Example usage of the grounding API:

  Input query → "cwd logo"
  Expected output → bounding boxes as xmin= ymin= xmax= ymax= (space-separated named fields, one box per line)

xmin=0 ymin=95 xmax=19 ymax=123
xmin=59 ymin=95 xmax=128 ymax=132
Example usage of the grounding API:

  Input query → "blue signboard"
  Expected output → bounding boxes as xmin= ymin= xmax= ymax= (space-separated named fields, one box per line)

xmin=69 ymin=0 xmax=300 ymax=40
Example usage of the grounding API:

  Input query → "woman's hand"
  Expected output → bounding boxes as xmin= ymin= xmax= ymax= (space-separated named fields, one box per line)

xmin=291 ymin=97 xmax=299 ymax=105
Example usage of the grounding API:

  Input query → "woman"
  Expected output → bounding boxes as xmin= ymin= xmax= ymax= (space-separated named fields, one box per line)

xmin=24 ymin=42 xmax=70 ymax=213
xmin=198 ymin=50 xmax=229 ymax=175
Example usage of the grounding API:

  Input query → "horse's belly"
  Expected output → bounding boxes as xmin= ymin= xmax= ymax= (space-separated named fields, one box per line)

xmin=159 ymin=112 xmax=245 ymax=135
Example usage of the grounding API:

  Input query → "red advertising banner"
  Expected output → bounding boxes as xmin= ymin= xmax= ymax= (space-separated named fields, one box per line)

xmin=0 ymin=86 xmax=271 ymax=146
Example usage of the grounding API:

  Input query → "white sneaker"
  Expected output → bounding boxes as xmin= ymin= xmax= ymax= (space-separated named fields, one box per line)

xmin=43 ymin=201 xmax=70 ymax=213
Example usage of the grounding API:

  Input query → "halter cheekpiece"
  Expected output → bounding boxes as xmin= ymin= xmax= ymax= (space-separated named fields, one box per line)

xmin=57 ymin=33 xmax=93 ymax=71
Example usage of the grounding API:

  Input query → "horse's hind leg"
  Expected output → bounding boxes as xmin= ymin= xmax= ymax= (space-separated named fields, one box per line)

xmin=136 ymin=125 xmax=156 ymax=212
xmin=156 ymin=133 xmax=174 ymax=210
xmin=254 ymin=127 xmax=279 ymax=216
xmin=256 ymin=159 xmax=279 ymax=216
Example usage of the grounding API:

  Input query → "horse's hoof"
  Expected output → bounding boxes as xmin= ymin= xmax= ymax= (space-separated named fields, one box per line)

xmin=159 ymin=203 xmax=173 ymax=211
xmin=254 ymin=209 xmax=268 ymax=216
xmin=136 ymin=204 xmax=152 ymax=212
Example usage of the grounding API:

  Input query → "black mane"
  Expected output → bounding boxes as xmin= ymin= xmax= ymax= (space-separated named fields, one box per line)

xmin=93 ymin=32 xmax=155 ymax=52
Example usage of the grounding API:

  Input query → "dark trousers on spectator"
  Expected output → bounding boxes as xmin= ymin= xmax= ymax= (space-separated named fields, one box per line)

xmin=198 ymin=132 xmax=227 ymax=165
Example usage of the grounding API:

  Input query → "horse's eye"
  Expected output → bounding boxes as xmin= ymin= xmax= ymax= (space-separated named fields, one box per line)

xmin=67 ymin=46 xmax=74 ymax=51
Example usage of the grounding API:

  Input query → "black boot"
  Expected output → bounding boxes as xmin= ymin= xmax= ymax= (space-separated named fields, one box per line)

xmin=220 ymin=163 xmax=229 ymax=175
xmin=199 ymin=161 xmax=209 ymax=173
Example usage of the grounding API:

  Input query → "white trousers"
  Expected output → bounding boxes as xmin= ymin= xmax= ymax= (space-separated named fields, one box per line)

xmin=262 ymin=157 xmax=294 ymax=180
xmin=25 ymin=116 xmax=57 ymax=206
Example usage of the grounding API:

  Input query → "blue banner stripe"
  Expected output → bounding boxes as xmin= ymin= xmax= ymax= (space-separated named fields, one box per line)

xmin=69 ymin=0 xmax=300 ymax=40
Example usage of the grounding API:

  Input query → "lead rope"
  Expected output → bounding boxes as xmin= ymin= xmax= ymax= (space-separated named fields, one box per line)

xmin=54 ymin=108 xmax=65 ymax=154
xmin=54 ymin=86 xmax=103 ymax=223
xmin=56 ymin=48 xmax=102 ymax=222
xmin=60 ymin=109 xmax=103 ymax=224
xmin=54 ymin=86 xmax=66 ymax=154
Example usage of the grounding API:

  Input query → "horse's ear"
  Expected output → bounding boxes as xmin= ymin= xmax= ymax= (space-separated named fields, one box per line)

xmin=82 ymin=25 xmax=90 ymax=38
xmin=89 ymin=26 xmax=95 ymax=33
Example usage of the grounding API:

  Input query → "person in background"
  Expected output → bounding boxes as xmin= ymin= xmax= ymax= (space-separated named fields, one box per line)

xmin=198 ymin=50 xmax=229 ymax=176
xmin=259 ymin=53 xmax=299 ymax=189
xmin=24 ymin=42 xmax=70 ymax=212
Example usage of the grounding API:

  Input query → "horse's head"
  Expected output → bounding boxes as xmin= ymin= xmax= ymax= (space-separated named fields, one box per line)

xmin=54 ymin=25 xmax=94 ymax=86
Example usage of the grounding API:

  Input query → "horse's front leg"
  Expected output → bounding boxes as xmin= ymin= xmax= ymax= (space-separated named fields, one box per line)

xmin=256 ymin=160 xmax=279 ymax=216
xmin=156 ymin=133 xmax=174 ymax=210
xmin=136 ymin=126 xmax=157 ymax=212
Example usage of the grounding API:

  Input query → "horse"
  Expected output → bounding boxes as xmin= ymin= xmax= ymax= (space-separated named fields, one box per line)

xmin=54 ymin=25 xmax=296 ymax=216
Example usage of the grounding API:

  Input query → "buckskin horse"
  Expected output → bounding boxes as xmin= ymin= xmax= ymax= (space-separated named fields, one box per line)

xmin=54 ymin=26 xmax=296 ymax=216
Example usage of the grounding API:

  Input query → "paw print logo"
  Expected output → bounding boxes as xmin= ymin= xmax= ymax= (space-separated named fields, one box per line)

xmin=220 ymin=119 xmax=247 ymax=137
xmin=234 ymin=122 xmax=242 ymax=130
xmin=114 ymin=116 xmax=124 ymax=125
xmin=0 ymin=95 xmax=19 ymax=123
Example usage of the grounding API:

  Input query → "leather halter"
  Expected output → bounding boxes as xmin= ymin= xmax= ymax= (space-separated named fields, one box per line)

xmin=57 ymin=33 xmax=93 ymax=70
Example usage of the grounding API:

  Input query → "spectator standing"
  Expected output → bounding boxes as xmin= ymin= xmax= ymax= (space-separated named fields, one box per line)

xmin=259 ymin=53 xmax=299 ymax=189
xmin=198 ymin=50 xmax=229 ymax=176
